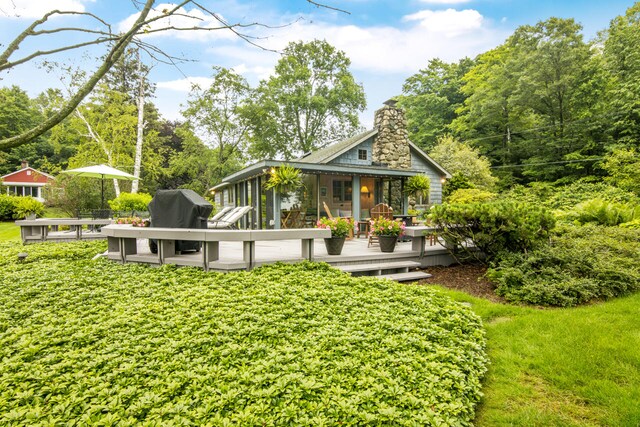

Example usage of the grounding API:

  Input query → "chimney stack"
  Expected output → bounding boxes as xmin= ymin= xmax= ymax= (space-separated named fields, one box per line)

xmin=21 ymin=160 xmax=28 ymax=169
xmin=372 ymin=99 xmax=411 ymax=169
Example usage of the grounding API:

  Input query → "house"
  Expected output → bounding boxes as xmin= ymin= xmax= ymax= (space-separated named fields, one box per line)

xmin=1 ymin=161 xmax=54 ymax=202
xmin=212 ymin=100 xmax=450 ymax=229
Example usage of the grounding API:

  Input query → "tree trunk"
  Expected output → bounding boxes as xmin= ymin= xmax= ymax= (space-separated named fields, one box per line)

xmin=132 ymin=50 xmax=145 ymax=194
xmin=74 ymin=109 xmax=120 ymax=196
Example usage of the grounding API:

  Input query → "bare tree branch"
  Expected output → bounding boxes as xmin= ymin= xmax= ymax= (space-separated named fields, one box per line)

xmin=1 ymin=37 xmax=119 ymax=71
xmin=0 ymin=0 xmax=156 ymax=150
xmin=0 ymin=0 xmax=350 ymax=150
xmin=306 ymin=0 xmax=350 ymax=15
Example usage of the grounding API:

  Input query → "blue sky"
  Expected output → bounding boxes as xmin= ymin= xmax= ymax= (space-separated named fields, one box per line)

xmin=0 ymin=0 xmax=637 ymax=128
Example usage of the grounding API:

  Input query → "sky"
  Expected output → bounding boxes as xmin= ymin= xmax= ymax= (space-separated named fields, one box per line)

xmin=0 ymin=0 xmax=637 ymax=128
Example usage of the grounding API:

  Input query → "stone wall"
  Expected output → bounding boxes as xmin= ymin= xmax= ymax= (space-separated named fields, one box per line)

xmin=372 ymin=102 xmax=411 ymax=169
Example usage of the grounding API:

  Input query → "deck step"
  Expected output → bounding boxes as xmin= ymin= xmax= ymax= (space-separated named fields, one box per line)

xmin=380 ymin=271 xmax=432 ymax=282
xmin=337 ymin=260 xmax=422 ymax=274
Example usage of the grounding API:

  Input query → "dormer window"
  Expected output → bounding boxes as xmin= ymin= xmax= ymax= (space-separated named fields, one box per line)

xmin=358 ymin=149 xmax=367 ymax=160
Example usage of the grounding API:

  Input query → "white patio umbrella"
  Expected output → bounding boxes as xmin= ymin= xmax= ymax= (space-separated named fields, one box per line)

xmin=60 ymin=164 xmax=136 ymax=209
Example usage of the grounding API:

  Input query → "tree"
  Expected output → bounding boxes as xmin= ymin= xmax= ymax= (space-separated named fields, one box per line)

xmin=160 ymin=124 xmax=241 ymax=194
xmin=602 ymin=148 xmax=640 ymax=195
xmin=66 ymin=85 xmax=139 ymax=196
xmin=0 ymin=0 xmax=339 ymax=151
xmin=102 ymin=48 xmax=156 ymax=193
xmin=603 ymin=2 xmax=640 ymax=147
xmin=398 ymin=57 xmax=474 ymax=151
xmin=429 ymin=134 xmax=497 ymax=190
xmin=242 ymin=40 xmax=366 ymax=159
xmin=451 ymin=18 xmax=607 ymax=184
xmin=182 ymin=67 xmax=250 ymax=184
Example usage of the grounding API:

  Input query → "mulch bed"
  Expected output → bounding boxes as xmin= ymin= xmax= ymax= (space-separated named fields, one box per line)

xmin=418 ymin=263 xmax=505 ymax=303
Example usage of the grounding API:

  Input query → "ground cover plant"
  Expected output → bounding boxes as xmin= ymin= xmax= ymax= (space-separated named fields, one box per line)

xmin=488 ymin=225 xmax=640 ymax=306
xmin=0 ymin=241 xmax=487 ymax=426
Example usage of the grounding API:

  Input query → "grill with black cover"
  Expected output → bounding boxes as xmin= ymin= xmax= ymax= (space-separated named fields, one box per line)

xmin=148 ymin=189 xmax=213 ymax=253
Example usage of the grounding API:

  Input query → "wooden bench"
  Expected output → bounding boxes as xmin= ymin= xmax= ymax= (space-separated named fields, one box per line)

xmin=16 ymin=218 xmax=114 ymax=244
xmin=101 ymin=225 xmax=331 ymax=271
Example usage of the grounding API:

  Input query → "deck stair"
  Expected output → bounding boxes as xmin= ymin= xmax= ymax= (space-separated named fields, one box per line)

xmin=337 ymin=260 xmax=431 ymax=282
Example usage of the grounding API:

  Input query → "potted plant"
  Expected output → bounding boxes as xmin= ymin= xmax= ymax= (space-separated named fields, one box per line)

xmin=115 ymin=216 xmax=150 ymax=227
xmin=369 ymin=217 xmax=406 ymax=252
xmin=317 ymin=216 xmax=354 ymax=255
xmin=263 ymin=164 xmax=304 ymax=197
xmin=404 ymin=174 xmax=431 ymax=200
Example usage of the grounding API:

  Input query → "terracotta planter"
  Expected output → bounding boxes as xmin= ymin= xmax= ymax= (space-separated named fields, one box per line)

xmin=378 ymin=235 xmax=398 ymax=253
xmin=324 ymin=236 xmax=346 ymax=255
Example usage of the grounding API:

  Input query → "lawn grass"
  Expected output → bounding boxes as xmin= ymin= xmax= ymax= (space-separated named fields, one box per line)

xmin=431 ymin=286 xmax=640 ymax=426
xmin=0 ymin=221 xmax=19 ymax=241
xmin=43 ymin=206 xmax=70 ymax=218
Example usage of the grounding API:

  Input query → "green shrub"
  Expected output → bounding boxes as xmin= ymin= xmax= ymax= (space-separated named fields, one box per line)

xmin=429 ymin=201 xmax=556 ymax=263
xmin=442 ymin=172 xmax=475 ymax=198
xmin=0 ymin=242 xmax=488 ymax=426
xmin=11 ymin=196 xmax=45 ymax=219
xmin=0 ymin=194 xmax=18 ymax=220
xmin=567 ymin=198 xmax=639 ymax=226
xmin=108 ymin=192 xmax=152 ymax=212
xmin=501 ymin=180 xmax=639 ymax=211
xmin=447 ymin=188 xmax=496 ymax=204
xmin=488 ymin=225 xmax=640 ymax=306
xmin=620 ymin=218 xmax=640 ymax=229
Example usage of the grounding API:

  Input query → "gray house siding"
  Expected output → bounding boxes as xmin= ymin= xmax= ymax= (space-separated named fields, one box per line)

xmin=331 ymin=139 xmax=373 ymax=166
xmin=411 ymin=151 xmax=443 ymax=204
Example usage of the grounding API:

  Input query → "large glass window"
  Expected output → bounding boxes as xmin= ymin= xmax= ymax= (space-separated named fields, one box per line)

xmin=320 ymin=174 xmax=353 ymax=218
xmin=280 ymin=173 xmax=318 ymax=228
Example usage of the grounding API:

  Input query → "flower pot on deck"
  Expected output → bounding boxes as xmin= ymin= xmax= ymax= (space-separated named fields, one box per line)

xmin=378 ymin=235 xmax=398 ymax=253
xmin=324 ymin=236 xmax=346 ymax=255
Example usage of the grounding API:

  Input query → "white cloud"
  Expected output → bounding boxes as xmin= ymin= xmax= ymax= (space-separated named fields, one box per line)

xmin=231 ymin=64 xmax=274 ymax=81
xmin=157 ymin=77 xmax=214 ymax=92
xmin=117 ymin=3 xmax=238 ymax=41
xmin=0 ymin=0 xmax=89 ymax=19
xmin=418 ymin=0 xmax=471 ymax=4
xmin=202 ymin=9 xmax=504 ymax=76
xmin=402 ymin=9 xmax=483 ymax=36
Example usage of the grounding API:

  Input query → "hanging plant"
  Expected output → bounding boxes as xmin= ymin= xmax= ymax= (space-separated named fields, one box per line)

xmin=404 ymin=174 xmax=431 ymax=198
xmin=263 ymin=164 xmax=304 ymax=195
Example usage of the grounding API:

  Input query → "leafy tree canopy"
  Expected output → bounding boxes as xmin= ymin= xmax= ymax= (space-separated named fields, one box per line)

xmin=242 ymin=39 xmax=366 ymax=160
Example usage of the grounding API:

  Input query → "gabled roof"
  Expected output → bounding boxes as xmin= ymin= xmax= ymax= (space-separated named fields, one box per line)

xmin=297 ymin=129 xmax=378 ymax=164
xmin=408 ymin=141 xmax=451 ymax=178
xmin=1 ymin=167 xmax=54 ymax=183
xmin=296 ymin=127 xmax=451 ymax=178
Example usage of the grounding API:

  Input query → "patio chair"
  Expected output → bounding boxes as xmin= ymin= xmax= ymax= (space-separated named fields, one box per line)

xmin=368 ymin=203 xmax=393 ymax=247
xmin=207 ymin=206 xmax=238 ymax=227
xmin=322 ymin=201 xmax=354 ymax=238
xmin=208 ymin=206 xmax=253 ymax=229
xmin=210 ymin=206 xmax=233 ymax=222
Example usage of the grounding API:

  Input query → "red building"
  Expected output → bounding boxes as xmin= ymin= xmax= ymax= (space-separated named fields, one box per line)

xmin=1 ymin=161 xmax=54 ymax=202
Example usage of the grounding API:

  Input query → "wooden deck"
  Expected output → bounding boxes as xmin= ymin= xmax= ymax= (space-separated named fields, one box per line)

xmin=16 ymin=218 xmax=113 ymax=244
xmin=103 ymin=232 xmax=455 ymax=272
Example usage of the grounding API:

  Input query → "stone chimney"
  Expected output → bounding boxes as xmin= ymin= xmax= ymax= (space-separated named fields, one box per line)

xmin=21 ymin=160 xmax=28 ymax=169
xmin=372 ymin=99 xmax=411 ymax=169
